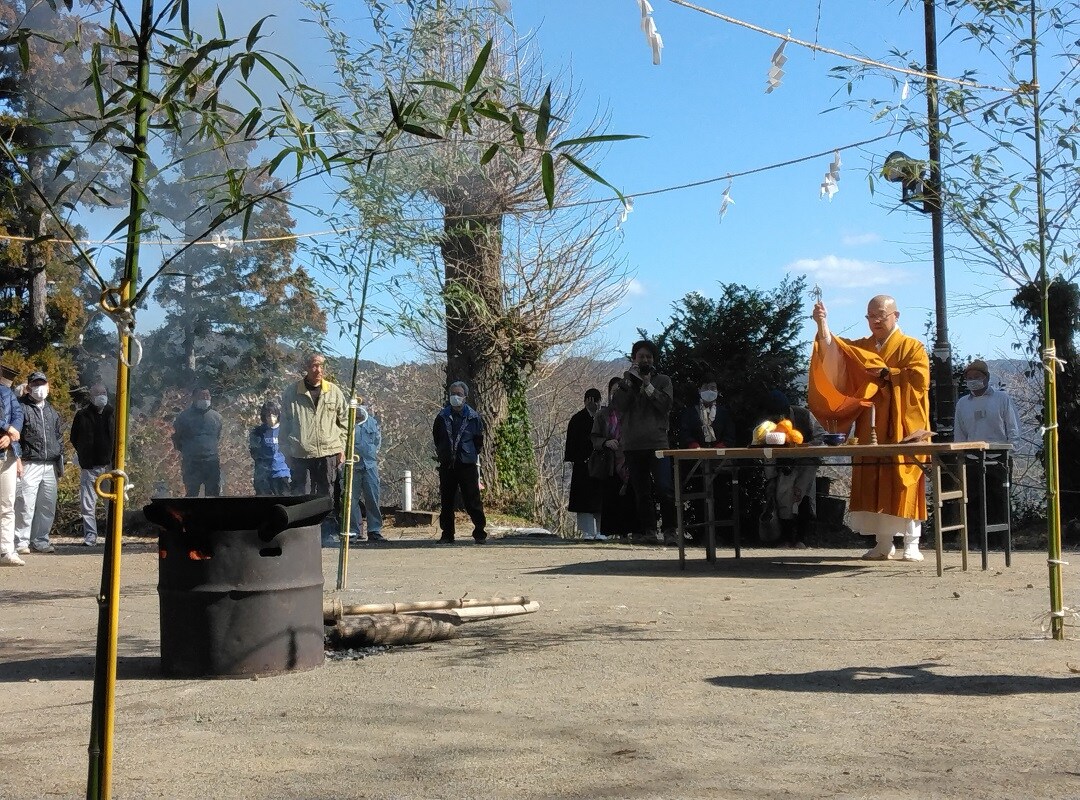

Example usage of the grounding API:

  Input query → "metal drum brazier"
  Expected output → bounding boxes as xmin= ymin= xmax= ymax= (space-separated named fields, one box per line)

xmin=145 ymin=495 xmax=332 ymax=678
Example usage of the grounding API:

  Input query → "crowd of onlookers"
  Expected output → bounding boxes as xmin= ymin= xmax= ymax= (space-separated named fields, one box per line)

xmin=0 ymin=330 xmax=1025 ymax=566
xmin=0 ymin=369 xmax=115 ymax=566
xmin=562 ymin=335 xmax=1023 ymax=552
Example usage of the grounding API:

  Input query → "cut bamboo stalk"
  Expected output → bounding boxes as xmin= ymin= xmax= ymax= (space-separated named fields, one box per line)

xmin=323 ymin=595 xmax=529 ymax=622
xmin=426 ymin=601 xmax=540 ymax=622
xmin=327 ymin=614 xmax=461 ymax=648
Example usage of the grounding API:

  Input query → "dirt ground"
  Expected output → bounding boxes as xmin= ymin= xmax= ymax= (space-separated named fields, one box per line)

xmin=2 ymin=525 xmax=1080 ymax=800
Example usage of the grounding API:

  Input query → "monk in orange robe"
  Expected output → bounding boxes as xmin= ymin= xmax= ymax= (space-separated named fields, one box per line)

xmin=808 ymin=295 xmax=931 ymax=561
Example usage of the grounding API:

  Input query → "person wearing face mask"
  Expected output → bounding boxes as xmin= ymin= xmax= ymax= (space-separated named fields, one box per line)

xmin=590 ymin=377 xmax=637 ymax=540
xmin=349 ymin=402 xmax=385 ymax=543
xmin=70 ymin=382 xmax=115 ymax=546
xmin=0 ymin=366 xmax=24 ymax=565
xmin=611 ymin=339 xmax=678 ymax=545
xmin=432 ymin=381 xmax=487 ymax=544
xmin=809 ymin=295 xmax=931 ymax=562
xmin=14 ymin=371 xmax=64 ymax=555
xmin=248 ymin=400 xmax=291 ymax=496
xmin=954 ymin=359 xmax=1022 ymax=547
xmin=678 ymin=375 xmax=737 ymax=449
xmin=171 ymin=387 xmax=224 ymax=497
xmin=564 ymin=388 xmax=605 ymax=540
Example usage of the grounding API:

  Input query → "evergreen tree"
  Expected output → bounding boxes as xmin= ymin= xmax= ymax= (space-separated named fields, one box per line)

xmin=651 ymin=276 xmax=810 ymax=446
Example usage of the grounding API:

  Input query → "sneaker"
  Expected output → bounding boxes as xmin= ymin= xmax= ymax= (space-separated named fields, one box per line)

xmin=0 ymin=552 xmax=25 ymax=566
xmin=593 ymin=533 xmax=609 ymax=541
xmin=30 ymin=544 xmax=55 ymax=554
xmin=901 ymin=546 xmax=924 ymax=562
xmin=472 ymin=533 xmax=488 ymax=545
xmin=581 ymin=532 xmax=596 ymax=541
xmin=662 ymin=530 xmax=678 ymax=546
xmin=436 ymin=535 xmax=455 ymax=544
xmin=15 ymin=546 xmax=30 ymax=555
xmin=861 ymin=542 xmax=895 ymax=561
xmin=83 ymin=536 xmax=97 ymax=547
xmin=367 ymin=532 xmax=386 ymax=542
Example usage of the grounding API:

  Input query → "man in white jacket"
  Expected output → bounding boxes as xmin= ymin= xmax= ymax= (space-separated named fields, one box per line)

xmin=954 ymin=359 xmax=1022 ymax=547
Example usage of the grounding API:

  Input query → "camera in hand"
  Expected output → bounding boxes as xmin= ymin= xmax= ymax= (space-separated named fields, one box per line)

xmin=638 ymin=364 xmax=653 ymax=376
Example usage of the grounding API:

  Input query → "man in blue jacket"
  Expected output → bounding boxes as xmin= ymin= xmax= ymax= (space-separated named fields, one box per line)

xmin=0 ymin=373 xmax=24 ymax=565
xmin=432 ymin=381 xmax=487 ymax=545
xmin=14 ymin=371 xmax=63 ymax=555
xmin=350 ymin=403 xmax=385 ymax=542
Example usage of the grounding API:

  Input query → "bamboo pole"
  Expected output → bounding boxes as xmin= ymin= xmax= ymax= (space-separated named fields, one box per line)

xmin=336 ymin=397 xmax=360 ymax=590
xmin=1028 ymin=1 xmax=1065 ymax=640
xmin=324 ymin=595 xmax=529 ymax=622
xmin=440 ymin=601 xmax=540 ymax=621
xmin=86 ymin=4 xmax=153 ymax=798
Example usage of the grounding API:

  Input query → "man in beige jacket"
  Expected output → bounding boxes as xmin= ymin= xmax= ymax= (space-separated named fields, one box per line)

xmin=280 ymin=353 xmax=348 ymax=497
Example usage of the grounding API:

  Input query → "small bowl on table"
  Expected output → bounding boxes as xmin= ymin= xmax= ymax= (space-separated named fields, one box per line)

xmin=822 ymin=433 xmax=848 ymax=447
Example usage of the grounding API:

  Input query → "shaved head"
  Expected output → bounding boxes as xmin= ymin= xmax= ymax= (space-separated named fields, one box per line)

xmin=866 ymin=295 xmax=900 ymax=343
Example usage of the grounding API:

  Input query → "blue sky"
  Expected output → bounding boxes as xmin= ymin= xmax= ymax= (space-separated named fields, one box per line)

xmin=178 ymin=1 xmax=1035 ymax=366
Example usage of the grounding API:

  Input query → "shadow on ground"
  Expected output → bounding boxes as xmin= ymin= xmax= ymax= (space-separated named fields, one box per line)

xmin=706 ymin=662 xmax=1080 ymax=696
xmin=529 ymin=554 xmax=875 ymax=580
xmin=0 ymin=653 xmax=162 ymax=683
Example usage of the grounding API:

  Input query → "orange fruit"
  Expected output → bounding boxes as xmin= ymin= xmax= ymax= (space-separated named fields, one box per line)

xmin=787 ymin=429 xmax=804 ymax=445
xmin=775 ymin=418 xmax=794 ymax=434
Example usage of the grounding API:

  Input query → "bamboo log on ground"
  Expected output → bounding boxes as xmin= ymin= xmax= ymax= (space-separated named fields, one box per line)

xmin=430 ymin=601 xmax=540 ymax=622
xmin=327 ymin=615 xmax=461 ymax=648
xmin=323 ymin=595 xmax=529 ymax=622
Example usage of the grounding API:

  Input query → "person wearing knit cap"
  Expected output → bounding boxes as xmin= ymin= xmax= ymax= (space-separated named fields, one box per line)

xmin=955 ymin=359 xmax=1022 ymax=547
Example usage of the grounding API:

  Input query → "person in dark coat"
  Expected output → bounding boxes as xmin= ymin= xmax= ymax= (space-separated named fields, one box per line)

xmin=564 ymin=388 xmax=604 ymax=540
xmin=678 ymin=375 xmax=737 ymax=448
xmin=762 ymin=389 xmax=826 ymax=548
xmin=432 ymin=380 xmax=487 ymax=544
xmin=70 ymin=382 xmax=115 ymax=545
xmin=171 ymin=387 xmax=223 ymax=497
xmin=14 ymin=371 xmax=64 ymax=554
xmin=591 ymin=376 xmax=638 ymax=539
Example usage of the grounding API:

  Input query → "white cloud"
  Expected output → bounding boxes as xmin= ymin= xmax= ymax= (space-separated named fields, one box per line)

xmin=625 ymin=278 xmax=646 ymax=296
xmin=786 ymin=255 xmax=912 ymax=289
xmin=841 ymin=231 xmax=882 ymax=247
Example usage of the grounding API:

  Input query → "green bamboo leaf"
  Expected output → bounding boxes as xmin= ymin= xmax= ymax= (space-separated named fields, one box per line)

xmin=387 ymin=88 xmax=403 ymax=129
xmin=463 ymin=39 xmax=493 ymax=94
xmin=401 ymin=123 xmax=442 ymax=140
xmin=553 ymin=134 xmax=645 ymax=150
xmin=411 ymin=79 xmax=460 ymax=92
xmin=561 ymin=152 xmax=626 ymax=204
xmin=480 ymin=143 xmax=499 ymax=166
xmin=246 ymin=16 xmax=270 ymax=51
xmin=541 ymin=151 xmax=555 ymax=209
xmin=535 ymin=85 xmax=552 ymax=146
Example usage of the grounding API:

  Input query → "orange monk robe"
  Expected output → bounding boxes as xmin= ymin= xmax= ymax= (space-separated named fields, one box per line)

xmin=808 ymin=329 xmax=931 ymax=521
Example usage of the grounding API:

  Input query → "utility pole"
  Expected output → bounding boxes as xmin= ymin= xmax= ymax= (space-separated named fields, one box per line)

xmin=924 ymin=0 xmax=956 ymax=439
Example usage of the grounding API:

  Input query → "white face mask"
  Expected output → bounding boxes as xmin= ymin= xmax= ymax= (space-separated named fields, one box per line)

xmin=357 ymin=407 xmax=369 ymax=424
xmin=194 ymin=399 xmax=211 ymax=411
xmin=964 ymin=379 xmax=986 ymax=393
xmin=699 ymin=390 xmax=718 ymax=404
xmin=449 ymin=395 xmax=465 ymax=408
xmin=92 ymin=394 xmax=108 ymax=408
xmin=30 ymin=385 xmax=48 ymax=402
